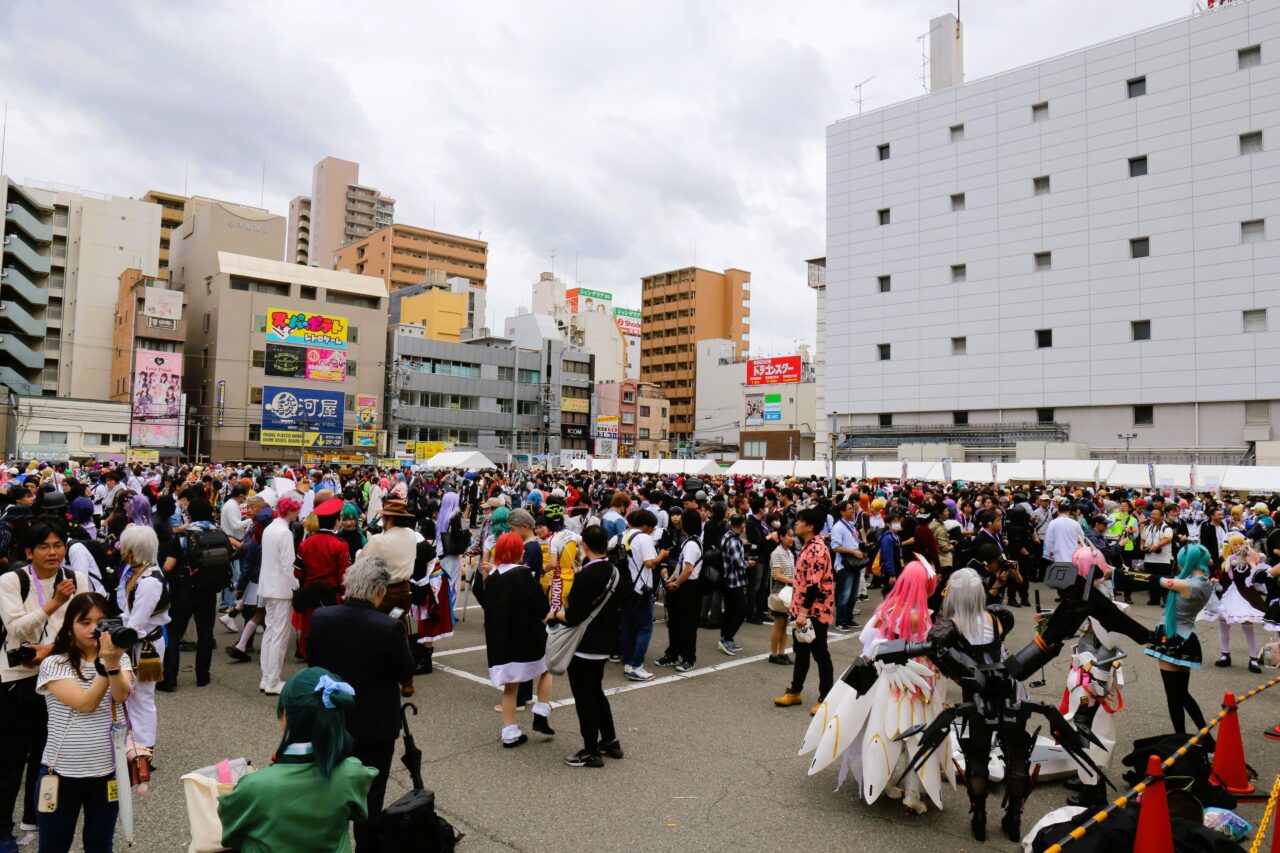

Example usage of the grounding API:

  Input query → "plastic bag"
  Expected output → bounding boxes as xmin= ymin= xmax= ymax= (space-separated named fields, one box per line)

xmin=1202 ymin=807 xmax=1251 ymax=841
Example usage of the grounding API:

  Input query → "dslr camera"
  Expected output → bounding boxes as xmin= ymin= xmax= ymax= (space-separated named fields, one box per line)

xmin=94 ymin=618 xmax=139 ymax=649
xmin=5 ymin=642 xmax=37 ymax=668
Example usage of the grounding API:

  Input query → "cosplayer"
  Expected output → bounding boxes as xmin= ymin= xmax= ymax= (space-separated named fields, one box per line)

xmin=1198 ymin=534 xmax=1268 ymax=673
xmin=802 ymin=558 xmax=950 ymax=815
xmin=1145 ymin=543 xmax=1213 ymax=735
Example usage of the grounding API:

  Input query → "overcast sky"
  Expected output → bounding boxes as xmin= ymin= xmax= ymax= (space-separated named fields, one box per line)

xmin=0 ymin=0 xmax=1189 ymax=355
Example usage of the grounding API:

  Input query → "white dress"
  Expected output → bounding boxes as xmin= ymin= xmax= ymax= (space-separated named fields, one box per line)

xmin=1199 ymin=557 xmax=1266 ymax=625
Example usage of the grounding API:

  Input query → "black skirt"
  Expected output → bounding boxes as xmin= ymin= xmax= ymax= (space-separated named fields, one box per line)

xmin=1144 ymin=625 xmax=1202 ymax=668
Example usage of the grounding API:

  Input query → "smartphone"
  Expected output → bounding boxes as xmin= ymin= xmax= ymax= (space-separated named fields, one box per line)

xmin=388 ymin=607 xmax=405 ymax=620
xmin=37 ymin=773 xmax=58 ymax=813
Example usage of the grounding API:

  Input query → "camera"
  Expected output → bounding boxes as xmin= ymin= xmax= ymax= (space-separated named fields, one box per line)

xmin=94 ymin=618 xmax=139 ymax=649
xmin=5 ymin=643 xmax=37 ymax=668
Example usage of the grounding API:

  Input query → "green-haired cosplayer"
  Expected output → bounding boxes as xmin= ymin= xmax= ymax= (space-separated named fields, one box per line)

xmin=218 ymin=668 xmax=377 ymax=853
xmin=1144 ymin=543 xmax=1214 ymax=735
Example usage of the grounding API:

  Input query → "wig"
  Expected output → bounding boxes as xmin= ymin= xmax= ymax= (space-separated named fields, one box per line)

xmin=275 ymin=667 xmax=355 ymax=781
xmin=873 ymin=558 xmax=935 ymax=642
xmin=942 ymin=567 xmax=989 ymax=646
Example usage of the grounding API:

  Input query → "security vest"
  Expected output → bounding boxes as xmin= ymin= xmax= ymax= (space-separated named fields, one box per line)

xmin=1105 ymin=513 xmax=1137 ymax=551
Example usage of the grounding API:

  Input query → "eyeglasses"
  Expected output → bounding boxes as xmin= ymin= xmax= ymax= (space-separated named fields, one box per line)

xmin=32 ymin=542 xmax=65 ymax=552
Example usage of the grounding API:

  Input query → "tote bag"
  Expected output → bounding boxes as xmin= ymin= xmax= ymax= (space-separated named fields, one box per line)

xmin=182 ymin=758 xmax=253 ymax=853
xmin=546 ymin=567 xmax=619 ymax=675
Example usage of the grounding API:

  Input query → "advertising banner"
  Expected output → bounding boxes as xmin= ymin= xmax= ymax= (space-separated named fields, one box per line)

xmin=305 ymin=347 xmax=347 ymax=383
xmin=266 ymin=308 xmax=348 ymax=350
xmin=353 ymin=430 xmax=377 ymax=448
xmin=595 ymin=415 xmax=619 ymax=437
xmin=142 ymin=288 xmax=182 ymax=321
xmin=763 ymin=393 xmax=782 ymax=421
xmin=356 ymin=395 xmax=378 ymax=430
xmin=265 ymin=343 xmax=306 ymax=378
xmin=131 ymin=349 xmax=182 ymax=447
xmin=595 ymin=438 xmax=618 ymax=458
xmin=413 ymin=441 xmax=453 ymax=462
xmin=261 ymin=385 xmax=344 ymax=447
xmin=561 ymin=397 xmax=589 ymax=413
xmin=613 ymin=307 xmax=641 ymax=337
xmin=745 ymin=394 xmax=764 ymax=426
xmin=127 ymin=449 xmax=159 ymax=465
xmin=561 ymin=424 xmax=588 ymax=439
xmin=746 ymin=355 xmax=802 ymax=386
xmin=565 ymin=287 xmax=612 ymax=315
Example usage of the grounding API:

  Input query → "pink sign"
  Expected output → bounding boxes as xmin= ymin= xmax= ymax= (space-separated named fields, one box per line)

xmin=746 ymin=355 xmax=802 ymax=386
xmin=305 ymin=347 xmax=347 ymax=383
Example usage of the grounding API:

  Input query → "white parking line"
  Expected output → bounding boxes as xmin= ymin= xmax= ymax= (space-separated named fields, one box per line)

xmin=433 ymin=644 xmax=488 ymax=659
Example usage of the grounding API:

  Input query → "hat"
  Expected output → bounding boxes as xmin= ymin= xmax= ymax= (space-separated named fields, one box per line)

xmin=1036 ymin=493 xmax=1050 ymax=501
xmin=508 ymin=508 xmax=536 ymax=529
xmin=380 ymin=499 xmax=415 ymax=518
xmin=484 ymin=496 xmax=506 ymax=509
xmin=543 ymin=503 xmax=564 ymax=521
xmin=1253 ymin=502 xmax=1270 ymax=513
xmin=314 ymin=498 xmax=344 ymax=517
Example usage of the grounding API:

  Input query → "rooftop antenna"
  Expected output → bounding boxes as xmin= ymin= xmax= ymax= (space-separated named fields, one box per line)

xmin=432 ymin=202 xmax=436 ymax=230
xmin=183 ymin=161 xmax=189 ymax=197
xmin=852 ymin=76 xmax=875 ymax=114
xmin=549 ymin=249 xmax=556 ymax=278
xmin=917 ymin=32 xmax=931 ymax=93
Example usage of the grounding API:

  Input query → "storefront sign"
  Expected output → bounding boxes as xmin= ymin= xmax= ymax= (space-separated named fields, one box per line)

xmin=595 ymin=415 xmax=619 ymax=437
xmin=266 ymin=308 xmax=348 ymax=350
xmin=560 ymin=397 xmax=589 ymax=413
xmin=566 ymin=287 xmax=612 ymax=315
xmin=353 ymin=429 xmax=377 ymax=448
xmin=261 ymin=385 xmax=344 ymax=447
xmin=746 ymin=355 xmax=802 ymax=386
xmin=763 ymin=393 xmax=782 ymax=421
xmin=127 ymin=449 xmax=159 ymax=464
xmin=561 ymin=423 xmax=588 ymax=439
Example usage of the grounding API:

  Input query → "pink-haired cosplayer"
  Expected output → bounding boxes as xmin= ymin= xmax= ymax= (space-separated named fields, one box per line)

xmin=800 ymin=557 xmax=953 ymax=815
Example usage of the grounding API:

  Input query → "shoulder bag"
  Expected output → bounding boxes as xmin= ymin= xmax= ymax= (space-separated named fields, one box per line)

xmin=545 ymin=565 xmax=619 ymax=675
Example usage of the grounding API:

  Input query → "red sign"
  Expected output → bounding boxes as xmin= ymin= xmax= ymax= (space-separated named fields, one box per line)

xmin=746 ymin=355 xmax=802 ymax=386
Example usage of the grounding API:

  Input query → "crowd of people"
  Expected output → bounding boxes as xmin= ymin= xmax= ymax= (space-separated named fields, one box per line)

xmin=2 ymin=456 xmax=1279 ymax=848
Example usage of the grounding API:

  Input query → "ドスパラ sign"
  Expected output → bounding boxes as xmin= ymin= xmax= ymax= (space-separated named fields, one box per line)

xmin=746 ymin=355 xmax=802 ymax=386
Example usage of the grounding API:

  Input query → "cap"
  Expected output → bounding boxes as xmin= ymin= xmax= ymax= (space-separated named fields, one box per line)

xmin=314 ymin=498 xmax=345 ymax=517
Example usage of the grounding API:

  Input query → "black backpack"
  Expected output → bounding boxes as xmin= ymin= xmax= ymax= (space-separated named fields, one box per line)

xmin=72 ymin=537 xmax=121 ymax=597
xmin=380 ymin=788 xmax=461 ymax=852
xmin=0 ymin=566 xmax=88 ymax=650
xmin=186 ymin=526 xmax=233 ymax=590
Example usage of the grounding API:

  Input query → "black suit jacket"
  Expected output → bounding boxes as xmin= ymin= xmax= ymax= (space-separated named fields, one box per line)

xmin=308 ymin=599 xmax=415 ymax=743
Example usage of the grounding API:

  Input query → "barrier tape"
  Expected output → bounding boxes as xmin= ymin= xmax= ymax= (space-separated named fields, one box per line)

xmin=1045 ymin=675 xmax=1280 ymax=853
xmin=1247 ymin=773 xmax=1280 ymax=853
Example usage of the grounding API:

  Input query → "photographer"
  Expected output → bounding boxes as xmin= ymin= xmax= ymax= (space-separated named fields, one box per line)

xmin=307 ymin=556 xmax=414 ymax=852
xmin=0 ymin=520 xmax=94 ymax=850
xmin=35 ymin=591 xmax=135 ymax=852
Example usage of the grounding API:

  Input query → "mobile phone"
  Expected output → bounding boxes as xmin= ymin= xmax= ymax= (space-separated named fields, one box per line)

xmin=37 ymin=772 xmax=58 ymax=813
xmin=389 ymin=607 xmax=405 ymax=620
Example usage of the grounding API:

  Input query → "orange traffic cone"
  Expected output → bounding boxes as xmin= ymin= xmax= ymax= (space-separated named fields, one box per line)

xmin=1271 ymin=792 xmax=1280 ymax=853
xmin=1212 ymin=691 xmax=1256 ymax=795
xmin=1134 ymin=754 xmax=1174 ymax=853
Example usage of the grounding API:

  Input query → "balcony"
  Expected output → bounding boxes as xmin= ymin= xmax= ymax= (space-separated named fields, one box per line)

xmin=0 ymin=364 xmax=40 ymax=396
xmin=2 ymin=233 xmax=51 ymax=274
xmin=1 ymin=267 xmax=49 ymax=306
xmin=5 ymin=204 xmax=53 ymax=243
xmin=0 ymin=332 xmax=46 ymax=370
xmin=0 ymin=299 xmax=46 ymax=337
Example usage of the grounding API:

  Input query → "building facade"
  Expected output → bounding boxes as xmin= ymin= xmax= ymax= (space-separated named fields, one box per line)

xmin=387 ymin=325 xmax=594 ymax=464
xmin=109 ymin=269 xmax=188 ymax=452
xmin=12 ymin=397 xmax=132 ymax=462
xmin=506 ymin=273 xmax=638 ymax=383
xmin=695 ymin=340 xmax=817 ymax=460
xmin=825 ymin=1 xmax=1280 ymax=463
xmin=332 ymin=222 xmax=488 ymax=295
xmin=596 ymin=379 xmax=671 ymax=458
xmin=640 ymin=266 xmax=750 ymax=445
xmin=140 ymin=190 xmax=187 ymax=278
xmin=292 ymin=156 xmax=395 ymax=268
xmin=168 ymin=201 xmax=389 ymax=461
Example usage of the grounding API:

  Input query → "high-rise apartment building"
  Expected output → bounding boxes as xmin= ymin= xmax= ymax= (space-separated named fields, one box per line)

xmin=639 ymin=266 xmax=750 ymax=444
xmin=332 ymin=222 xmax=487 ymax=290
xmin=140 ymin=190 xmax=186 ymax=278
xmin=502 ymin=273 xmax=636 ymax=383
xmin=0 ymin=177 xmax=161 ymax=401
xmin=169 ymin=200 xmax=389 ymax=461
xmin=825 ymin=2 xmax=1280 ymax=462
xmin=289 ymin=156 xmax=395 ymax=267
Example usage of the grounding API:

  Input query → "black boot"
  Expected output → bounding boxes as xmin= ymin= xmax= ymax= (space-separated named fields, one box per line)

xmin=1066 ymin=780 xmax=1106 ymax=808
xmin=414 ymin=646 xmax=433 ymax=675
xmin=1001 ymin=810 xmax=1022 ymax=842
xmin=969 ymin=793 xmax=987 ymax=842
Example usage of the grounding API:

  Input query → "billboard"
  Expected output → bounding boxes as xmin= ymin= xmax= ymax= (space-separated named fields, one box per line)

xmin=560 ymin=397 xmax=589 ymax=413
xmin=265 ymin=343 xmax=346 ymax=382
xmin=355 ymin=395 xmax=378 ymax=429
xmin=131 ymin=349 xmax=182 ymax=447
xmin=613 ymin=307 xmax=641 ymax=337
xmin=305 ymin=347 xmax=347 ymax=382
xmin=746 ymin=355 xmax=802 ymax=386
xmin=261 ymin=385 xmax=344 ymax=447
xmin=595 ymin=415 xmax=619 ymax=437
xmin=142 ymin=288 xmax=182 ymax=321
xmin=265 ymin=344 xmax=306 ymax=378
xmin=565 ymin=287 xmax=612 ymax=315
xmin=266 ymin=307 xmax=348 ymax=350
xmin=745 ymin=394 xmax=764 ymax=426
xmin=763 ymin=392 xmax=782 ymax=421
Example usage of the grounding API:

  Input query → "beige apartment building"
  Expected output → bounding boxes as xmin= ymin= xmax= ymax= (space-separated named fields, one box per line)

xmin=169 ymin=200 xmax=389 ymax=461
xmin=332 ymin=223 xmax=488 ymax=290
xmin=140 ymin=190 xmax=186 ymax=278
xmin=640 ymin=266 xmax=750 ymax=445
xmin=287 ymin=156 xmax=395 ymax=268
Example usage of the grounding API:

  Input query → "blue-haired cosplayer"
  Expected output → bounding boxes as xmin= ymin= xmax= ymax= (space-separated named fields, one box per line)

xmin=1145 ymin=543 xmax=1214 ymax=735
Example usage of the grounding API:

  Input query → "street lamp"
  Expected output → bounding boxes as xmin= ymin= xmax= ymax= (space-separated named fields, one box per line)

xmin=1117 ymin=432 xmax=1137 ymax=463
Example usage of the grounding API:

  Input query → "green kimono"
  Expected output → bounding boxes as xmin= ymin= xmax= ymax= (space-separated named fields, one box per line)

xmin=218 ymin=754 xmax=377 ymax=853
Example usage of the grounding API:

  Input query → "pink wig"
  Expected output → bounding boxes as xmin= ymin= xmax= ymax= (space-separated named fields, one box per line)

xmin=276 ymin=495 xmax=302 ymax=517
xmin=1072 ymin=543 xmax=1110 ymax=580
xmin=872 ymin=559 xmax=935 ymax=642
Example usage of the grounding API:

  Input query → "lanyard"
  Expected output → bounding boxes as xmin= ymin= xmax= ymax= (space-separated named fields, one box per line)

xmin=28 ymin=566 xmax=47 ymax=608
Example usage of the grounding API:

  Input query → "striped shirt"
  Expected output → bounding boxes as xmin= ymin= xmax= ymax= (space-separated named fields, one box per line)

xmin=37 ymin=652 xmax=133 ymax=778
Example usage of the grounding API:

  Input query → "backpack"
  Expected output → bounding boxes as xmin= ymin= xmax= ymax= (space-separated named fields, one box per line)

xmin=73 ymin=537 xmax=121 ymax=598
xmin=186 ymin=526 xmax=233 ymax=590
xmin=125 ymin=565 xmax=171 ymax=619
xmin=0 ymin=566 xmax=91 ymax=652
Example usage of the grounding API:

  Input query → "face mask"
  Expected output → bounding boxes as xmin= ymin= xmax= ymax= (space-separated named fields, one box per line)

xmin=891 ymin=523 xmax=902 ymax=532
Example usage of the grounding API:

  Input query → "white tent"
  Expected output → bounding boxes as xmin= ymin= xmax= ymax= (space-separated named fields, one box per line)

xmin=1044 ymin=459 xmax=1117 ymax=484
xmin=1105 ymin=463 xmax=1207 ymax=490
xmin=792 ymin=461 xmax=831 ymax=479
xmin=726 ymin=459 xmax=764 ymax=476
xmin=944 ymin=462 xmax=997 ymax=484
xmin=676 ymin=459 xmax=723 ymax=476
xmin=1220 ymin=465 xmax=1280 ymax=494
xmin=424 ymin=450 xmax=497 ymax=470
xmin=999 ymin=460 xmax=1044 ymax=482
xmin=761 ymin=460 xmax=797 ymax=478
xmin=633 ymin=458 xmax=662 ymax=474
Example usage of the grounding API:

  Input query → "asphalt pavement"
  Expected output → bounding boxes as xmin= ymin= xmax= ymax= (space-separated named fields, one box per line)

xmin=20 ymin=590 xmax=1280 ymax=852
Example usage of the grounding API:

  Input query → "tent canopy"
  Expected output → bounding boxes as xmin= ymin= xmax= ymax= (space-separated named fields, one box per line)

xmin=423 ymin=450 xmax=497 ymax=470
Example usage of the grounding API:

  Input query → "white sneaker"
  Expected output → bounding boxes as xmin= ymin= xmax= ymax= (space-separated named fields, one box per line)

xmin=261 ymin=682 xmax=285 ymax=696
xmin=623 ymin=664 xmax=635 ymax=677
xmin=218 ymin=614 xmax=238 ymax=633
xmin=627 ymin=666 xmax=655 ymax=681
xmin=255 ymin=623 xmax=264 ymax=634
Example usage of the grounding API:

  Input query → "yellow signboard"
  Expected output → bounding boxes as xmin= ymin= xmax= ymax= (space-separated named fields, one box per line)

xmin=127 ymin=449 xmax=159 ymax=464
xmin=260 ymin=429 xmax=303 ymax=447
xmin=560 ymin=397 xmax=589 ymax=413
xmin=412 ymin=441 xmax=453 ymax=461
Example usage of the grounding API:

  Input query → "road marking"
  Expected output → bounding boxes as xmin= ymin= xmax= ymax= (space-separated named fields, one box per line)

xmin=435 ymin=663 xmax=494 ymax=688
xmin=433 ymin=644 xmax=488 ymax=659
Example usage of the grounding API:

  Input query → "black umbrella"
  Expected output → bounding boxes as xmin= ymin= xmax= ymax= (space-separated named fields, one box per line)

xmin=399 ymin=702 xmax=424 ymax=790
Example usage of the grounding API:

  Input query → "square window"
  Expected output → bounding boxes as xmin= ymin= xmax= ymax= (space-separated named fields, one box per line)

xmin=950 ymin=192 xmax=966 ymax=211
xmin=877 ymin=343 xmax=891 ymax=361
xmin=878 ymin=413 xmax=893 ymax=427
xmin=300 ymin=285 xmax=317 ymax=300
xmin=951 ymin=336 xmax=967 ymax=355
xmin=877 ymin=143 xmax=890 ymax=160
xmin=1134 ymin=405 xmax=1154 ymax=426
xmin=1034 ymin=251 xmax=1052 ymax=271
xmin=1242 ymin=219 xmax=1266 ymax=243
xmin=250 ymin=386 xmax=263 ymax=405
xmin=1241 ymin=131 xmax=1263 ymax=155
xmin=1129 ymin=155 xmax=1148 ymax=177
xmin=1033 ymin=175 xmax=1050 ymax=195
xmin=877 ymin=208 xmax=891 ymax=226
xmin=1245 ymin=400 xmax=1269 ymax=425
xmin=249 ymin=424 xmax=261 ymax=442
xmin=252 ymin=314 xmax=266 ymax=333
xmin=1244 ymin=309 xmax=1267 ymax=332
xmin=1031 ymin=101 xmax=1049 ymax=122
xmin=1036 ymin=328 xmax=1053 ymax=349
xmin=1127 ymin=76 xmax=1146 ymax=98
xmin=251 ymin=349 xmax=265 ymax=368
xmin=877 ymin=275 xmax=891 ymax=293
xmin=1131 ymin=320 xmax=1151 ymax=341
xmin=950 ymin=123 xmax=964 ymax=142
xmin=951 ymin=263 xmax=967 ymax=282
xmin=953 ymin=411 xmax=969 ymax=426
xmin=1130 ymin=237 xmax=1150 ymax=259
xmin=1239 ymin=45 xmax=1261 ymax=69
xmin=1037 ymin=407 xmax=1055 ymax=424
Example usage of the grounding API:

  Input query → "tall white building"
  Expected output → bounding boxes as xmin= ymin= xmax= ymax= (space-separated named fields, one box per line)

xmin=504 ymin=272 xmax=638 ymax=383
xmin=825 ymin=2 xmax=1280 ymax=463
